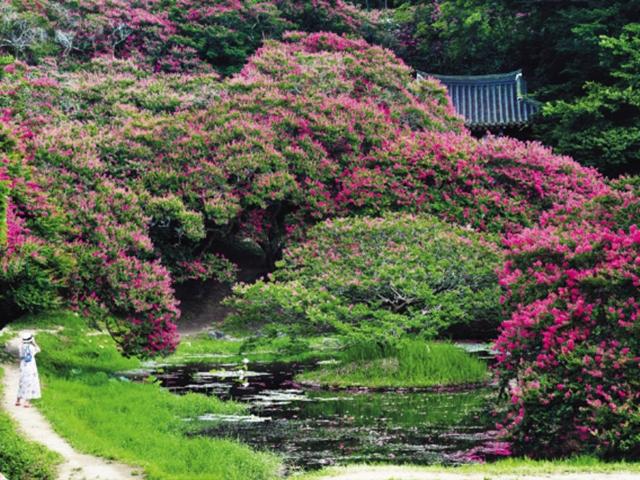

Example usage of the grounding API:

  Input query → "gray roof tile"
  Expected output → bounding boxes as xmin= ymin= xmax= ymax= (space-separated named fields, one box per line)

xmin=417 ymin=70 xmax=540 ymax=128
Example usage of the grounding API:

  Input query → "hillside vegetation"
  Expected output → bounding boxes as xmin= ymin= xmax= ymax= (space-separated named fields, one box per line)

xmin=0 ymin=0 xmax=638 ymax=463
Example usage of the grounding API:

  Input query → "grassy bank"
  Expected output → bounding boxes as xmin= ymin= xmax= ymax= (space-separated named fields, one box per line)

xmin=172 ymin=333 xmax=340 ymax=365
xmin=297 ymin=340 xmax=488 ymax=388
xmin=294 ymin=456 xmax=640 ymax=479
xmin=0 ymin=367 xmax=60 ymax=480
xmin=3 ymin=312 xmax=280 ymax=480
xmin=175 ymin=335 xmax=488 ymax=389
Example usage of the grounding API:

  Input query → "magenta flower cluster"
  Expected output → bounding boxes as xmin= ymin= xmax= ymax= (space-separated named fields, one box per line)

xmin=2 ymin=20 xmax=638 ymax=456
xmin=495 ymin=179 xmax=640 ymax=457
xmin=4 ymin=0 xmax=370 ymax=74
xmin=0 ymin=28 xmax=630 ymax=419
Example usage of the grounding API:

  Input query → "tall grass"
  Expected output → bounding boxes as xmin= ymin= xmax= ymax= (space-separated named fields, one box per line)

xmin=299 ymin=339 xmax=488 ymax=388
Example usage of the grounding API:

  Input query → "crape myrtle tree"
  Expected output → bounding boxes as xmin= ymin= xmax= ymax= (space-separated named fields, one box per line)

xmin=0 ymin=59 xmax=186 ymax=354
xmin=0 ymin=104 xmax=71 ymax=325
xmin=227 ymin=214 xmax=504 ymax=340
xmin=0 ymin=0 xmax=371 ymax=75
xmin=0 ymin=32 xmax=606 ymax=357
xmin=495 ymin=177 xmax=640 ymax=458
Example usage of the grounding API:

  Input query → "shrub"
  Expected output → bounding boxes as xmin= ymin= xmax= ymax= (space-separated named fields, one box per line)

xmin=0 ymin=65 xmax=181 ymax=357
xmin=495 ymin=183 xmax=640 ymax=459
xmin=0 ymin=32 xmax=610 ymax=356
xmin=0 ymin=114 xmax=70 ymax=320
xmin=227 ymin=214 xmax=503 ymax=339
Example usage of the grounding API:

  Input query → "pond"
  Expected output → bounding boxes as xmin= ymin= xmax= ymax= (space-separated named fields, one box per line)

xmin=135 ymin=357 xmax=509 ymax=471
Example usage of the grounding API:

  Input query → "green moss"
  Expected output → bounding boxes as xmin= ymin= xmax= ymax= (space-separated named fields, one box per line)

xmin=297 ymin=340 xmax=488 ymax=388
xmin=0 ymin=368 xmax=61 ymax=480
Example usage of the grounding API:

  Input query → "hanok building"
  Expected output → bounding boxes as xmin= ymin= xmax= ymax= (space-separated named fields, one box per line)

xmin=417 ymin=70 xmax=540 ymax=133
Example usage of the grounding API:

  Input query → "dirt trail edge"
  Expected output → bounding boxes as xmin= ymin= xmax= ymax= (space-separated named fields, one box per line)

xmin=1 ymin=340 xmax=138 ymax=480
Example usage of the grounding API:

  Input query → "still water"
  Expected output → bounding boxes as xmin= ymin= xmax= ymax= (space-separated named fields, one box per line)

xmin=141 ymin=360 xmax=508 ymax=470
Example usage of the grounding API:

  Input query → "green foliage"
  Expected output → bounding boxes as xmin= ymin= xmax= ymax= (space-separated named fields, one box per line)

xmin=540 ymin=24 xmax=640 ymax=175
xmin=368 ymin=0 xmax=640 ymax=175
xmin=169 ymin=1 xmax=292 ymax=76
xmin=147 ymin=195 xmax=207 ymax=242
xmin=227 ymin=214 xmax=502 ymax=339
xmin=376 ymin=0 xmax=521 ymax=76
xmin=0 ymin=368 xmax=60 ymax=480
xmin=298 ymin=339 xmax=488 ymax=388
xmin=0 ymin=180 xmax=7 ymax=247
xmin=0 ymin=243 xmax=70 ymax=313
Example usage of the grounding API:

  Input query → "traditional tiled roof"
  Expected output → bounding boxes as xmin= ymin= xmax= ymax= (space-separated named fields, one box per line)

xmin=417 ymin=70 xmax=540 ymax=128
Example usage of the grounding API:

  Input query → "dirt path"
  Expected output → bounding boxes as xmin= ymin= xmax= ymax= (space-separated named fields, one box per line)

xmin=307 ymin=466 xmax=640 ymax=480
xmin=1 ymin=333 xmax=138 ymax=480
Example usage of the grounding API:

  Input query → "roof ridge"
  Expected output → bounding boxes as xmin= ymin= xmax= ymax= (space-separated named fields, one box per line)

xmin=417 ymin=70 xmax=523 ymax=82
xmin=416 ymin=68 xmax=522 ymax=80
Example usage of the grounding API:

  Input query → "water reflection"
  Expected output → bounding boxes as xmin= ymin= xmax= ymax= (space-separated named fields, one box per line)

xmin=146 ymin=361 xmax=506 ymax=470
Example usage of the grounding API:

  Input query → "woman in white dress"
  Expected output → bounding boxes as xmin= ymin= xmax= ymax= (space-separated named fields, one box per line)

xmin=16 ymin=333 xmax=41 ymax=408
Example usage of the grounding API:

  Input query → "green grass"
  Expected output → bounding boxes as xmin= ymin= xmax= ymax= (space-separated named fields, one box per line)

xmin=0 ymin=367 xmax=61 ymax=480
xmin=297 ymin=340 xmax=488 ymax=388
xmin=3 ymin=311 xmax=281 ymax=480
xmin=170 ymin=333 xmax=340 ymax=365
xmin=172 ymin=335 xmax=244 ymax=357
xmin=293 ymin=456 xmax=640 ymax=479
xmin=5 ymin=312 xmax=639 ymax=479
xmin=459 ymin=456 xmax=640 ymax=474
